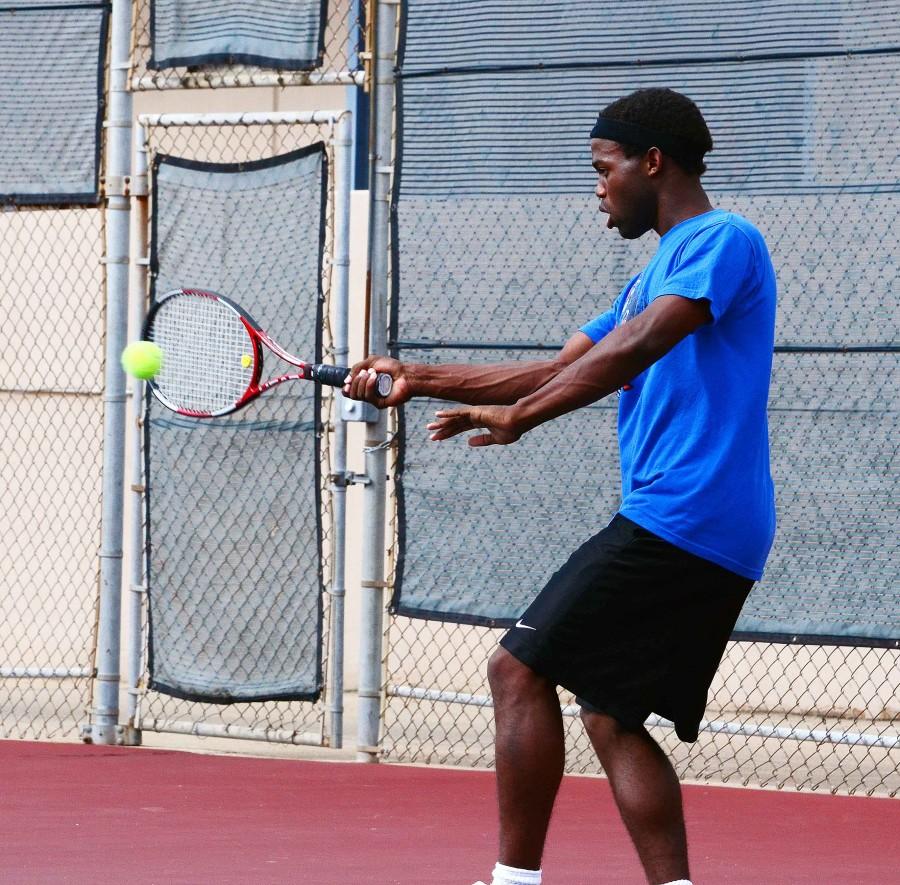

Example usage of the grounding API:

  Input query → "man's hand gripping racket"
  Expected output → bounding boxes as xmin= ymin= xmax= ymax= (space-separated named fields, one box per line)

xmin=142 ymin=287 xmax=393 ymax=418
xmin=343 ymin=355 xmax=411 ymax=408
xmin=344 ymin=356 xmax=523 ymax=446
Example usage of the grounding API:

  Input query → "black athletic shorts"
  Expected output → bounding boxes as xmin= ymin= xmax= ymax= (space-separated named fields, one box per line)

xmin=499 ymin=514 xmax=753 ymax=742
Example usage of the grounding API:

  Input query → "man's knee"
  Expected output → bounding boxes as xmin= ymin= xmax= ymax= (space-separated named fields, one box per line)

xmin=580 ymin=707 xmax=641 ymax=751
xmin=487 ymin=647 xmax=551 ymax=702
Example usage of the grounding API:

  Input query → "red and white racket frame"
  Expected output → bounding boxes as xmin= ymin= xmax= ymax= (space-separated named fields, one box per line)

xmin=144 ymin=287 xmax=391 ymax=418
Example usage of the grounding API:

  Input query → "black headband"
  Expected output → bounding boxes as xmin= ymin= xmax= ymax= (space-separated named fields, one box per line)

xmin=590 ymin=116 xmax=702 ymax=162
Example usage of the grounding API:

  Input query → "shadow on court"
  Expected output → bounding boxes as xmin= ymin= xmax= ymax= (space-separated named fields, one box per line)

xmin=1 ymin=741 xmax=896 ymax=884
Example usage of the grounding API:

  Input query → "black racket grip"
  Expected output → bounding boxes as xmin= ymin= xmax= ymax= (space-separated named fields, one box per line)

xmin=311 ymin=364 xmax=393 ymax=397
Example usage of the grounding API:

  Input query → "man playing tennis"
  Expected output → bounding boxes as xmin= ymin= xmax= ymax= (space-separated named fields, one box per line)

xmin=345 ymin=87 xmax=776 ymax=885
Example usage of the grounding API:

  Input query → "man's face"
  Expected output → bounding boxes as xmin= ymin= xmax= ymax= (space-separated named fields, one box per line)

xmin=591 ymin=139 xmax=656 ymax=239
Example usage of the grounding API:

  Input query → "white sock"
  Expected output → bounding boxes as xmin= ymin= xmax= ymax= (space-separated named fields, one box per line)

xmin=659 ymin=880 xmax=693 ymax=885
xmin=491 ymin=861 xmax=542 ymax=885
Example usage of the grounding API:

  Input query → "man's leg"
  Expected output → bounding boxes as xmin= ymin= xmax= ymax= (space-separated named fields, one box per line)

xmin=581 ymin=710 xmax=690 ymax=885
xmin=488 ymin=647 xmax=565 ymax=871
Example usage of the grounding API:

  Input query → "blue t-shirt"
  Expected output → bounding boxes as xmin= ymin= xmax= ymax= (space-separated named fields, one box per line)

xmin=580 ymin=209 xmax=777 ymax=580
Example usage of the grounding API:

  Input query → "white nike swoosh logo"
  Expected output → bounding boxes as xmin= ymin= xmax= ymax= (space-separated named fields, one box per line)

xmin=515 ymin=620 xmax=536 ymax=630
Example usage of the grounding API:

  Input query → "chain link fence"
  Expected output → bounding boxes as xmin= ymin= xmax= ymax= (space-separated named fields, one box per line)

xmin=0 ymin=205 xmax=106 ymax=740
xmin=383 ymin=623 xmax=899 ymax=796
xmin=0 ymin=0 xmax=110 ymax=745
xmin=130 ymin=115 xmax=348 ymax=746
xmin=130 ymin=0 xmax=363 ymax=89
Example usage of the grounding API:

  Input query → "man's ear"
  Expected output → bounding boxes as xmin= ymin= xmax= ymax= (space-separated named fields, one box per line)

xmin=645 ymin=146 xmax=663 ymax=177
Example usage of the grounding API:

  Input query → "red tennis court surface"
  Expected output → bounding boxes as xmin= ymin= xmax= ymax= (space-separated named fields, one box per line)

xmin=1 ymin=740 xmax=896 ymax=884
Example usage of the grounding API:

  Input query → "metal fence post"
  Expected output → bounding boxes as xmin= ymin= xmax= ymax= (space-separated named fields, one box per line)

xmin=329 ymin=112 xmax=353 ymax=749
xmin=121 ymin=120 xmax=150 ymax=746
xmin=357 ymin=0 xmax=398 ymax=762
xmin=90 ymin=0 xmax=133 ymax=745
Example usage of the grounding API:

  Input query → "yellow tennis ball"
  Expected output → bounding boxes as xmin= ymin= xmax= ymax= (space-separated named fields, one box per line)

xmin=241 ymin=353 xmax=252 ymax=369
xmin=121 ymin=341 xmax=163 ymax=380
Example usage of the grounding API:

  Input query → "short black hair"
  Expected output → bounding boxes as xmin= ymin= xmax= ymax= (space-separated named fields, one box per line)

xmin=600 ymin=88 xmax=713 ymax=175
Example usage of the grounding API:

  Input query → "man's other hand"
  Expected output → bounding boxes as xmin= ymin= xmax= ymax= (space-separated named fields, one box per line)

xmin=426 ymin=405 xmax=522 ymax=447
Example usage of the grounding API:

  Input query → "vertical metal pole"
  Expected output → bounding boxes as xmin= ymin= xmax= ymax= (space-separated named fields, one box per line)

xmin=121 ymin=121 xmax=149 ymax=746
xmin=328 ymin=113 xmax=353 ymax=749
xmin=357 ymin=0 xmax=398 ymax=762
xmin=90 ymin=0 xmax=133 ymax=744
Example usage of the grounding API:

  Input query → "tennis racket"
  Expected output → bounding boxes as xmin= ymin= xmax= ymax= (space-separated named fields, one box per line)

xmin=143 ymin=287 xmax=392 ymax=418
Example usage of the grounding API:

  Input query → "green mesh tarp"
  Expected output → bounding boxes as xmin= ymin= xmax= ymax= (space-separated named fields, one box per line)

xmin=391 ymin=0 xmax=900 ymax=646
xmin=146 ymin=145 xmax=330 ymax=701
xmin=0 ymin=1 xmax=108 ymax=204
xmin=150 ymin=0 xmax=327 ymax=69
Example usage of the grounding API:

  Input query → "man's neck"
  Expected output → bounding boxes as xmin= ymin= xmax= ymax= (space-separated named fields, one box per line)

xmin=655 ymin=184 xmax=713 ymax=237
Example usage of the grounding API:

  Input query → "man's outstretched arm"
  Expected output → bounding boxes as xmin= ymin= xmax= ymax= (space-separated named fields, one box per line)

xmin=428 ymin=295 xmax=712 ymax=446
xmin=342 ymin=332 xmax=595 ymax=407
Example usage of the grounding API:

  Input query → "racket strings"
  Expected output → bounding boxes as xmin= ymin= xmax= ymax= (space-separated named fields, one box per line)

xmin=149 ymin=293 xmax=254 ymax=414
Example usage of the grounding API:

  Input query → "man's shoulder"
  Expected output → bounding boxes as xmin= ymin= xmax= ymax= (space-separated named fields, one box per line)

xmin=724 ymin=208 xmax=764 ymax=232
xmin=675 ymin=211 xmax=769 ymax=265
xmin=679 ymin=208 xmax=751 ymax=235
xmin=707 ymin=211 xmax=767 ymax=248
